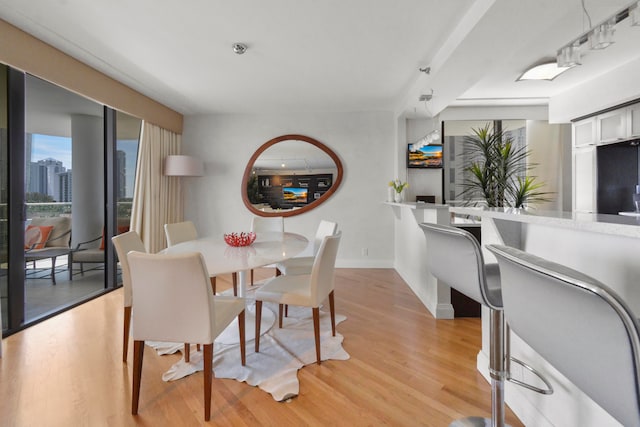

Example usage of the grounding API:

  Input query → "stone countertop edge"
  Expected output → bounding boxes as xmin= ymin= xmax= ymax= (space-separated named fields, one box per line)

xmin=449 ymin=206 xmax=640 ymax=238
xmin=383 ymin=201 xmax=450 ymax=210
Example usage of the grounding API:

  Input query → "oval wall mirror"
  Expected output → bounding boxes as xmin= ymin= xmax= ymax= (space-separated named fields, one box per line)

xmin=242 ymin=134 xmax=343 ymax=217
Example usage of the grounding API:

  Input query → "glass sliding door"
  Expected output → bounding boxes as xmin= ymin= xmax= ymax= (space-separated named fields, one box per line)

xmin=104 ymin=110 xmax=141 ymax=288
xmin=116 ymin=111 xmax=141 ymax=231
xmin=24 ymin=75 xmax=105 ymax=322
xmin=1 ymin=66 xmax=142 ymax=336
xmin=0 ymin=65 xmax=8 ymax=333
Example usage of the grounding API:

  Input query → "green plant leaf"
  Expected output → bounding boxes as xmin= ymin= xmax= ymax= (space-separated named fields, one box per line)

xmin=458 ymin=125 xmax=552 ymax=208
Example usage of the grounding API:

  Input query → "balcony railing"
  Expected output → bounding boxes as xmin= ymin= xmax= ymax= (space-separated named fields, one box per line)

xmin=26 ymin=201 xmax=133 ymax=219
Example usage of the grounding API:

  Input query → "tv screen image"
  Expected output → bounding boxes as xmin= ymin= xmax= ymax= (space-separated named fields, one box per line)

xmin=408 ymin=144 xmax=443 ymax=168
xmin=283 ymin=187 xmax=308 ymax=204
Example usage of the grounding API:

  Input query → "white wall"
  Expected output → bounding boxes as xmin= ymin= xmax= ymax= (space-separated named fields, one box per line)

xmin=182 ymin=112 xmax=396 ymax=268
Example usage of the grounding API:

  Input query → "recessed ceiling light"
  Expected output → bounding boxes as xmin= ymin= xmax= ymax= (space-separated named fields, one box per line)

xmin=516 ymin=62 xmax=572 ymax=81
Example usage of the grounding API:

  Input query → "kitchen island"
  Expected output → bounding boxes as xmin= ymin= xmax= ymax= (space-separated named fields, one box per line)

xmin=450 ymin=206 xmax=640 ymax=427
xmin=386 ymin=201 xmax=455 ymax=318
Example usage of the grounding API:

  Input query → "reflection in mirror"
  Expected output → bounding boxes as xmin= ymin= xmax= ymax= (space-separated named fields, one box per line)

xmin=242 ymin=134 xmax=343 ymax=217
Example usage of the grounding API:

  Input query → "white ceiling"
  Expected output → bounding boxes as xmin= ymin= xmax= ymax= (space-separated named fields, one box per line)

xmin=1 ymin=0 xmax=639 ymax=119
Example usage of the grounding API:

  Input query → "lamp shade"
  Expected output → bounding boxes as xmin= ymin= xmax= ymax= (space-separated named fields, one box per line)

xmin=164 ymin=155 xmax=204 ymax=176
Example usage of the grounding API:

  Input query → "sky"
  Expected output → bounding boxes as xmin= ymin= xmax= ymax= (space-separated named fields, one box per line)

xmin=30 ymin=134 xmax=139 ymax=198
xmin=31 ymin=134 xmax=72 ymax=168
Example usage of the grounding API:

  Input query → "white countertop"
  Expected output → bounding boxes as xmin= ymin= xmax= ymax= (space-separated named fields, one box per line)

xmin=449 ymin=206 xmax=640 ymax=238
xmin=383 ymin=201 xmax=449 ymax=210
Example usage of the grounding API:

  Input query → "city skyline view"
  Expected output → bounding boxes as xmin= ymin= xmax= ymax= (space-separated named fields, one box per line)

xmin=30 ymin=133 xmax=138 ymax=198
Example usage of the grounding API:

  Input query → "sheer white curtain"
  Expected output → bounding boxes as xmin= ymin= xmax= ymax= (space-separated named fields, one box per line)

xmin=130 ymin=121 xmax=183 ymax=253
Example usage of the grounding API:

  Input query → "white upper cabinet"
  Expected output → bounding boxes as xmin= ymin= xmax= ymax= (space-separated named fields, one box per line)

xmin=597 ymin=109 xmax=627 ymax=144
xmin=628 ymin=104 xmax=640 ymax=138
xmin=573 ymin=117 xmax=596 ymax=147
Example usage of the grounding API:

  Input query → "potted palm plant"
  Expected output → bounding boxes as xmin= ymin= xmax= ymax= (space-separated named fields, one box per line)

xmin=459 ymin=124 xmax=549 ymax=208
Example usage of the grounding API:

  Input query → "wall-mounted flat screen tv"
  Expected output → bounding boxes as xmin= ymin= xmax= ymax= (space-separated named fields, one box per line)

xmin=283 ymin=187 xmax=308 ymax=204
xmin=407 ymin=144 xmax=443 ymax=168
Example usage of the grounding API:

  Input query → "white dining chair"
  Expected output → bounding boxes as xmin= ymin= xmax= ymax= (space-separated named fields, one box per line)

xmin=164 ymin=221 xmax=237 ymax=296
xmin=255 ymin=231 xmax=341 ymax=364
xmin=127 ymin=251 xmax=246 ymax=421
xmin=250 ymin=216 xmax=284 ymax=285
xmin=111 ymin=231 xmax=146 ymax=363
xmin=275 ymin=220 xmax=338 ymax=276
xmin=164 ymin=221 xmax=197 ymax=246
xmin=275 ymin=220 xmax=338 ymax=317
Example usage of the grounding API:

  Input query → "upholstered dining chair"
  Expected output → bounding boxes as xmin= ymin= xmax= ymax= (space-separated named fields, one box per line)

xmin=111 ymin=231 xmax=146 ymax=363
xmin=275 ymin=220 xmax=338 ymax=276
xmin=164 ymin=221 xmax=237 ymax=296
xmin=127 ymin=251 xmax=245 ymax=421
xmin=254 ymin=231 xmax=341 ymax=365
xmin=487 ymin=244 xmax=640 ymax=427
xmin=249 ymin=216 xmax=284 ymax=285
xmin=164 ymin=220 xmax=197 ymax=246
xmin=275 ymin=220 xmax=338 ymax=317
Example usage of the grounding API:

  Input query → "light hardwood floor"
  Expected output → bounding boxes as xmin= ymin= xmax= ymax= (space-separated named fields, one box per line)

xmin=0 ymin=268 xmax=524 ymax=426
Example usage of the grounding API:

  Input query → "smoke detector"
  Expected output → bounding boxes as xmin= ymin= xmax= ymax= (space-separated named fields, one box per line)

xmin=232 ymin=43 xmax=248 ymax=55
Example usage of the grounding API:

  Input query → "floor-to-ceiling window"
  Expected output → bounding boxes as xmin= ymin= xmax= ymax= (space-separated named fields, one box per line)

xmin=24 ymin=75 xmax=106 ymax=322
xmin=1 ymin=67 xmax=142 ymax=335
xmin=116 ymin=111 xmax=141 ymax=228
xmin=0 ymin=65 xmax=8 ymax=332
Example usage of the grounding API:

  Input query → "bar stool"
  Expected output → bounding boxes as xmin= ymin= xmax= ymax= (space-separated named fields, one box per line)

xmin=487 ymin=244 xmax=640 ymax=427
xmin=420 ymin=223 xmax=551 ymax=427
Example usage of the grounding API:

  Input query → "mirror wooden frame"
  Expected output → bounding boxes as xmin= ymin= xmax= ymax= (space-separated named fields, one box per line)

xmin=241 ymin=134 xmax=343 ymax=217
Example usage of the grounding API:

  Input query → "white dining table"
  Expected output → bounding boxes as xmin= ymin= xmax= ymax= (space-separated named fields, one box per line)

xmin=160 ymin=231 xmax=309 ymax=344
xmin=161 ymin=231 xmax=308 ymax=296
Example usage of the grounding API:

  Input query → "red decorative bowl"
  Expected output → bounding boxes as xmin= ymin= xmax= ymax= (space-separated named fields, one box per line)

xmin=224 ymin=232 xmax=256 ymax=247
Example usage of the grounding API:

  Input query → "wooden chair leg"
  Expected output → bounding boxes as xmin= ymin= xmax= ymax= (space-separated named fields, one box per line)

xmin=238 ymin=310 xmax=246 ymax=365
xmin=329 ymin=290 xmax=336 ymax=336
xmin=132 ymin=340 xmax=145 ymax=415
xmin=285 ymin=304 xmax=288 ymax=317
xmin=184 ymin=343 xmax=191 ymax=363
xmin=255 ymin=300 xmax=262 ymax=352
xmin=251 ymin=269 xmax=254 ymax=286
xmin=232 ymin=272 xmax=238 ymax=296
xmin=209 ymin=276 xmax=216 ymax=294
xmin=123 ymin=306 xmax=132 ymax=362
xmin=312 ymin=307 xmax=321 ymax=364
xmin=203 ymin=343 xmax=213 ymax=421
xmin=278 ymin=304 xmax=284 ymax=328
xmin=197 ymin=344 xmax=201 ymax=352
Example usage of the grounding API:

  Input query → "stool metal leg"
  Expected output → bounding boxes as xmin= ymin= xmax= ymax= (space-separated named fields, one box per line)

xmin=450 ymin=308 xmax=510 ymax=427
xmin=489 ymin=309 xmax=508 ymax=427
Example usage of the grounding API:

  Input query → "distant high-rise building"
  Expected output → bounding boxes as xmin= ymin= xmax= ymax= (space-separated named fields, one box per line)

xmin=28 ymin=158 xmax=66 ymax=201
xmin=25 ymin=134 xmax=33 ymax=192
xmin=28 ymin=162 xmax=47 ymax=195
xmin=117 ymin=150 xmax=126 ymax=199
xmin=58 ymin=170 xmax=72 ymax=202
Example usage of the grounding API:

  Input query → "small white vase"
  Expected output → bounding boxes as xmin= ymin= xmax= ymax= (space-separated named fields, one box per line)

xmin=387 ymin=187 xmax=395 ymax=202
xmin=394 ymin=191 xmax=403 ymax=203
